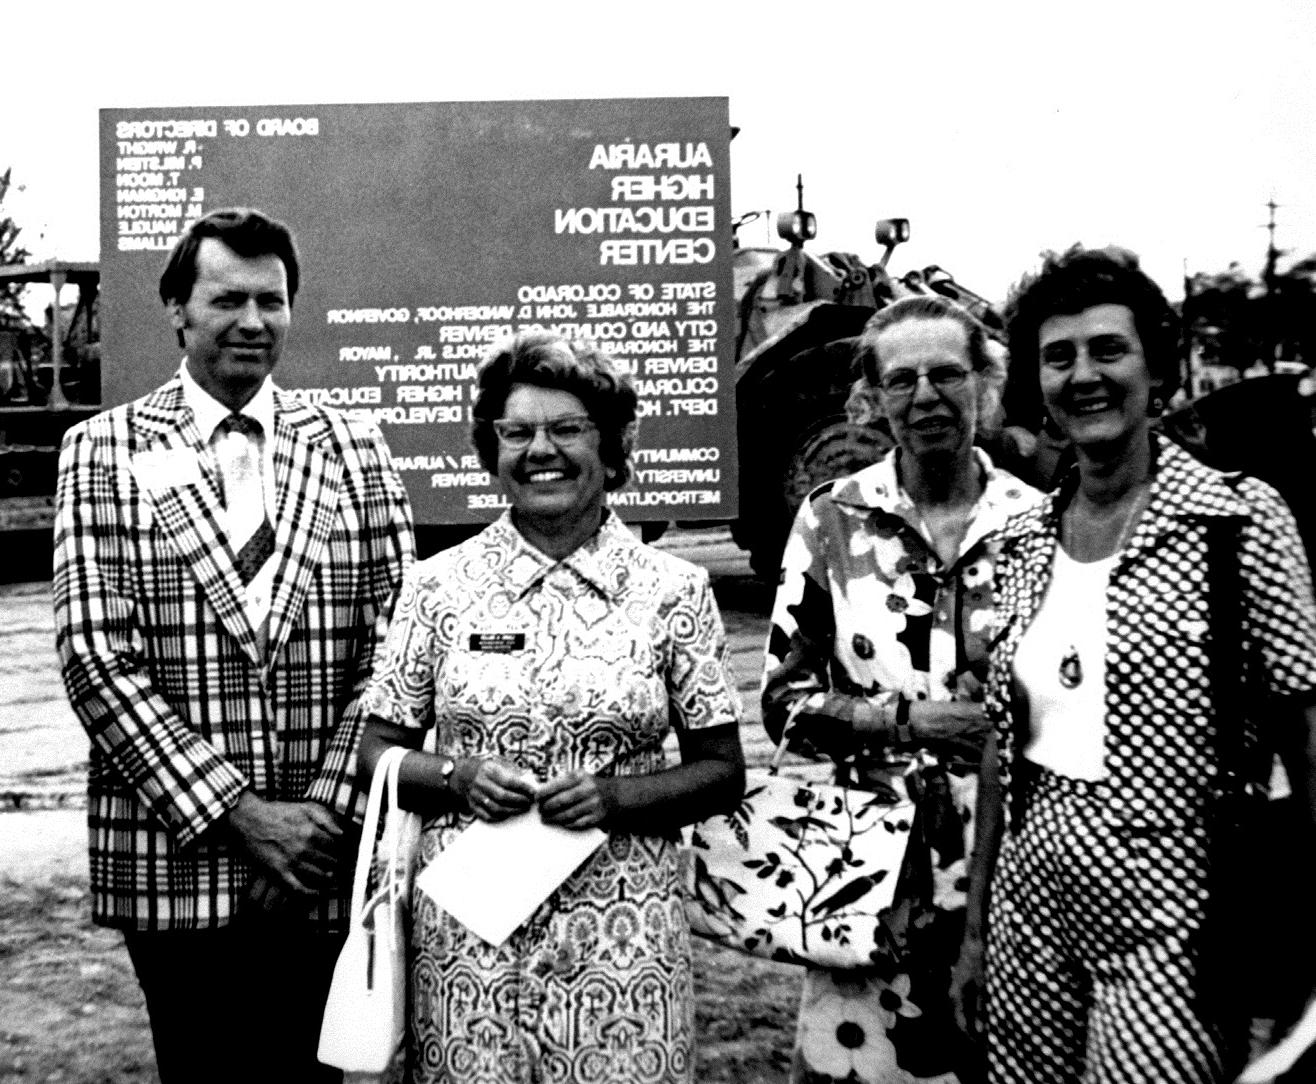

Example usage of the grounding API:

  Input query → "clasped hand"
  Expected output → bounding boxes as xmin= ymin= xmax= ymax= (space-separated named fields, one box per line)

xmin=227 ymin=792 xmax=347 ymax=912
xmin=456 ymin=757 xmax=612 ymax=831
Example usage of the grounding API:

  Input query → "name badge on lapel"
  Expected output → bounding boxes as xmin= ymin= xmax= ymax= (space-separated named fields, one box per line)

xmin=131 ymin=448 xmax=202 ymax=492
xmin=469 ymin=632 xmax=526 ymax=653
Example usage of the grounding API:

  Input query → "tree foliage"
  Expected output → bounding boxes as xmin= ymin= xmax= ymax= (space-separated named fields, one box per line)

xmin=0 ymin=166 xmax=34 ymax=329
xmin=1185 ymin=256 xmax=1316 ymax=370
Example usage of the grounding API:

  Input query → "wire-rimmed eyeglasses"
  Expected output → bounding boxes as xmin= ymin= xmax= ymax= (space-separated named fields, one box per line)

xmin=877 ymin=364 xmax=972 ymax=398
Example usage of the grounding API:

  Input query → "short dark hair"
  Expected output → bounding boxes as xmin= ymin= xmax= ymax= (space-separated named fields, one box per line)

xmin=471 ymin=331 xmax=638 ymax=490
xmin=1003 ymin=244 xmax=1180 ymax=431
xmin=158 ymin=207 xmax=300 ymax=307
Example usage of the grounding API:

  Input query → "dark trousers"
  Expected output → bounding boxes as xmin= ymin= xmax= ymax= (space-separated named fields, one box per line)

xmin=124 ymin=921 xmax=345 ymax=1084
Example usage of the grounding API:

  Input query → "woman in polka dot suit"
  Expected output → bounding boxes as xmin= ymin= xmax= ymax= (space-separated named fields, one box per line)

xmin=952 ymin=246 xmax=1316 ymax=1083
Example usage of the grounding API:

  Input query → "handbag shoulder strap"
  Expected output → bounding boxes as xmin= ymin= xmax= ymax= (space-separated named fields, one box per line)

xmin=1206 ymin=514 xmax=1262 ymax=803
xmin=1207 ymin=517 xmax=1240 ymax=779
xmin=380 ymin=746 xmax=414 ymax=902
xmin=350 ymin=745 xmax=409 ymax=919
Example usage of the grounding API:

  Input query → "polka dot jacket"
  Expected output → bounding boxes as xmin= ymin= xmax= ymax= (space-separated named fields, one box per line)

xmin=987 ymin=435 xmax=1316 ymax=835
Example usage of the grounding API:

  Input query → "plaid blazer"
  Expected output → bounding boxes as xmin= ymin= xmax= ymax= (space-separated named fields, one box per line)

xmin=53 ymin=375 xmax=415 ymax=931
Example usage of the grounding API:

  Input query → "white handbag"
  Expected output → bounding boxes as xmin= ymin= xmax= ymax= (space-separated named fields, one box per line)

xmin=318 ymin=745 xmax=416 ymax=1074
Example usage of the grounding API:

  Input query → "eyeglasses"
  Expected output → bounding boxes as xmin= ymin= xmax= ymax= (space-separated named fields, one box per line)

xmin=1040 ymin=336 xmax=1135 ymax=368
xmin=492 ymin=414 xmax=597 ymax=449
xmin=877 ymin=364 xmax=972 ymax=397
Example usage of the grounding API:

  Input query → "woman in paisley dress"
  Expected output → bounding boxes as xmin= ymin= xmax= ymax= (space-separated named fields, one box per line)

xmin=358 ymin=330 xmax=746 ymax=1084
xmin=762 ymin=295 xmax=1039 ymax=1084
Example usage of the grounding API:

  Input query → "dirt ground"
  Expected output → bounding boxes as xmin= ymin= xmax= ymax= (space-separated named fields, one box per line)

xmin=1 ymin=537 xmax=1300 ymax=1081
xmin=0 ymin=537 xmax=803 ymax=1083
xmin=0 ymin=870 xmax=158 ymax=1083
xmin=0 ymin=815 xmax=801 ymax=1084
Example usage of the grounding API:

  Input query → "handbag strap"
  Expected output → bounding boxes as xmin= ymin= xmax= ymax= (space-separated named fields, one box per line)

xmin=1206 ymin=515 xmax=1261 ymax=805
xmin=349 ymin=745 xmax=410 ymax=921
xmin=381 ymin=746 xmax=412 ymax=905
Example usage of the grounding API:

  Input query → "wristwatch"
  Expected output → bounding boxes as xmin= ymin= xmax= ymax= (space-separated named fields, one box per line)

xmin=436 ymin=755 xmax=457 ymax=789
xmin=894 ymin=697 xmax=913 ymax=747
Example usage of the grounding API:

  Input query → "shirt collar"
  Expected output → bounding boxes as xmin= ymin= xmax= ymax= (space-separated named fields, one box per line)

xmin=828 ymin=446 xmax=1040 ymax=562
xmin=833 ymin=446 xmax=1035 ymax=515
xmin=179 ymin=359 xmax=276 ymax=442
xmin=1003 ymin=433 xmax=1251 ymax=546
xmin=491 ymin=508 xmax=636 ymax=602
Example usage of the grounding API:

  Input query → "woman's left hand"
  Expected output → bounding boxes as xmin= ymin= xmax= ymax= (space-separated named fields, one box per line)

xmin=537 ymin=771 xmax=615 ymax=831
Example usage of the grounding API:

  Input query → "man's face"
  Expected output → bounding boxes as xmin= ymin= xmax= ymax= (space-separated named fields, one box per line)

xmin=171 ymin=237 xmax=291 ymax=411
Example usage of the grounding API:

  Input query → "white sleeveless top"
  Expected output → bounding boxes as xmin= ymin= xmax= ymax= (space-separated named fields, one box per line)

xmin=1014 ymin=546 xmax=1112 ymax=781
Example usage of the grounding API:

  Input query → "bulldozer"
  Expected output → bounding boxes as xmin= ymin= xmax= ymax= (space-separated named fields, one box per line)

xmin=0 ymin=261 xmax=100 ymax=539
xmin=729 ymin=177 xmax=1006 ymax=578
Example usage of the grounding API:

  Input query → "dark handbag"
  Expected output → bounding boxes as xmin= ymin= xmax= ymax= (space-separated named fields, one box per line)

xmin=1197 ymin=518 xmax=1305 ymax=1026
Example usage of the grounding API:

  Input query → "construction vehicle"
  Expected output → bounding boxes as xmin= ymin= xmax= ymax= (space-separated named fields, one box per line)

xmin=729 ymin=176 xmax=1005 ymax=576
xmin=0 ymin=261 xmax=99 ymax=537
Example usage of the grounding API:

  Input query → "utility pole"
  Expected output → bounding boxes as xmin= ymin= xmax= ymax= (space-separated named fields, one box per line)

xmin=1263 ymin=197 xmax=1281 ymax=294
xmin=1262 ymin=197 xmax=1286 ymax=371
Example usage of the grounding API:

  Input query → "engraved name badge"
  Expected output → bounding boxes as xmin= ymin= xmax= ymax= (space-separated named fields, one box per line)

xmin=469 ymin=632 xmax=527 ymax=653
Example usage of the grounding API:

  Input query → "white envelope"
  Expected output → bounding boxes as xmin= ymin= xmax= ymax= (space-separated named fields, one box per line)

xmin=131 ymin=448 xmax=202 ymax=492
xmin=415 ymin=812 xmax=606 ymax=947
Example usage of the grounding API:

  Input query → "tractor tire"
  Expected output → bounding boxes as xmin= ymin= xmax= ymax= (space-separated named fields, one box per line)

xmin=735 ymin=335 xmax=891 ymax=582
xmin=740 ymin=412 xmax=890 ymax=580
xmin=782 ymin=413 xmax=892 ymax=521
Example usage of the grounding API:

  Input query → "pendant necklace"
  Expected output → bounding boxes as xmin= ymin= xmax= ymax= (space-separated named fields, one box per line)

xmin=1058 ymin=646 xmax=1084 ymax=689
xmin=1057 ymin=481 xmax=1150 ymax=690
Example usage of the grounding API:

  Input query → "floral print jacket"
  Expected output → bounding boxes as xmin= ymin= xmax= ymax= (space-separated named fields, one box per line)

xmin=763 ymin=447 xmax=1040 ymax=773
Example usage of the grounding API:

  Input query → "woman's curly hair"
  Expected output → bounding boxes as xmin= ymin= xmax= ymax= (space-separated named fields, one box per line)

xmin=470 ymin=331 xmax=638 ymax=490
xmin=1002 ymin=244 xmax=1181 ymax=431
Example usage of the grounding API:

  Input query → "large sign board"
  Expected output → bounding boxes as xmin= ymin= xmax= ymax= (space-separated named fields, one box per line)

xmin=99 ymin=98 xmax=736 ymax=525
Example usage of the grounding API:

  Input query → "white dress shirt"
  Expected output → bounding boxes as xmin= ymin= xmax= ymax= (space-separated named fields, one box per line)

xmin=179 ymin=360 xmax=277 ymax=628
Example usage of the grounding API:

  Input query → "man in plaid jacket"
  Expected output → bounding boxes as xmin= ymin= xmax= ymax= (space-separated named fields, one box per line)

xmin=53 ymin=208 xmax=414 ymax=1083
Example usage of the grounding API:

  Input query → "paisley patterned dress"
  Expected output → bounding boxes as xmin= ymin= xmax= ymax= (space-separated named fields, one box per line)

xmin=762 ymin=448 xmax=1038 ymax=1084
xmin=363 ymin=511 xmax=742 ymax=1084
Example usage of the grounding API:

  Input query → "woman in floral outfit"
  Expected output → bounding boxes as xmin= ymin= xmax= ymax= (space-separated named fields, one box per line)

xmin=762 ymin=295 xmax=1039 ymax=1083
xmin=359 ymin=332 xmax=745 ymax=1083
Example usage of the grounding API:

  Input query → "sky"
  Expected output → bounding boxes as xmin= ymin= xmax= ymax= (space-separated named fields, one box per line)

xmin=4 ymin=0 xmax=1314 ymax=308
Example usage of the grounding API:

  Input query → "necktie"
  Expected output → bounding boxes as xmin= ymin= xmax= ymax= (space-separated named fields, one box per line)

xmin=214 ymin=414 xmax=275 ymax=585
